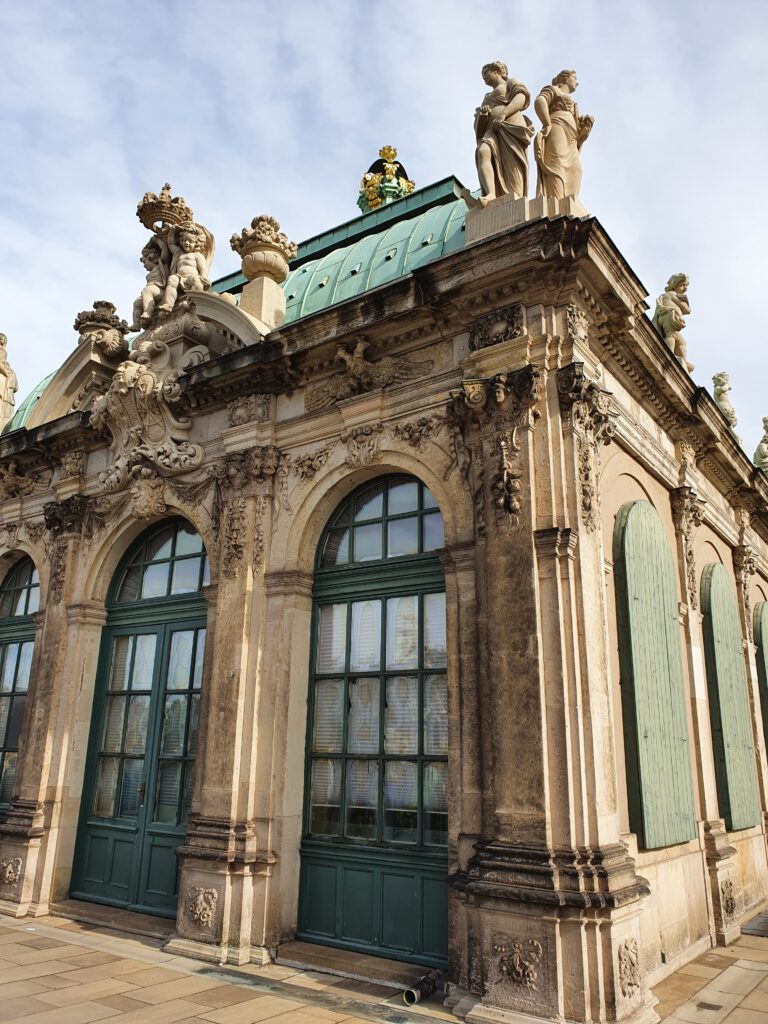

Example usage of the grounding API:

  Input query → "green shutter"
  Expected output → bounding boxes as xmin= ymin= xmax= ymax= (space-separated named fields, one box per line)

xmin=755 ymin=603 xmax=768 ymax=753
xmin=701 ymin=565 xmax=760 ymax=831
xmin=613 ymin=501 xmax=697 ymax=848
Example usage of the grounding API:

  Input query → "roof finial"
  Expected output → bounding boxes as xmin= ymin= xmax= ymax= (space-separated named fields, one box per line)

xmin=358 ymin=146 xmax=415 ymax=213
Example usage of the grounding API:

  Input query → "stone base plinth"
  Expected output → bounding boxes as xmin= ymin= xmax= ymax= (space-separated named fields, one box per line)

xmin=240 ymin=276 xmax=286 ymax=331
xmin=164 ymin=934 xmax=264 ymax=966
xmin=466 ymin=998 xmax=659 ymax=1024
xmin=465 ymin=195 xmax=588 ymax=244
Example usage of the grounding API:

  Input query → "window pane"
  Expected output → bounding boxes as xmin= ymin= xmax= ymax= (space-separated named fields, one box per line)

xmin=175 ymin=525 xmax=203 ymax=556
xmin=423 ymin=762 xmax=448 ymax=845
xmin=0 ymin=697 xmax=9 ymax=744
xmin=109 ymin=637 xmax=133 ymax=691
xmin=350 ymin=600 xmax=381 ymax=672
xmin=386 ymin=596 xmax=419 ymax=670
xmin=0 ymin=590 xmax=13 ymax=617
xmin=310 ymin=759 xmax=341 ymax=836
xmin=93 ymin=756 xmax=118 ymax=817
xmin=146 ymin=527 xmax=174 ymax=561
xmin=354 ymin=482 xmax=384 ymax=521
xmin=388 ymin=517 xmax=419 ymax=557
xmin=131 ymin=635 xmax=156 ymax=689
xmin=389 ymin=480 xmax=419 ymax=514
xmin=155 ymin=761 xmax=181 ymax=824
xmin=424 ymin=592 xmax=447 ymax=668
xmin=423 ymin=512 xmax=444 ymax=551
xmin=117 ymin=565 xmax=141 ymax=603
xmin=345 ymin=760 xmax=378 ymax=839
xmin=1 ymin=644 xmax=18 ymax=691
xmin=316 ymin=604 xmax=347 ymax=673
xmin=187 ymin=694 xmax=200 ymax=756
xmin=12 ymin=590 xmax=26 ymax=616
xmin=124 ymin=696 xmax=150 ymax=754
xmin=6 ymin=695 xmax=26 ymax=748
xmin=118 ymin=758 xmax=144 ymax=818
xmin=15 ymin=642 xmax=34 ymax=691
xmin=423 ymin=487 xmax=438 ymax=510
xmin=140 ymin=562 xmax=169 ymax=599
xmin=384 ymin=762 xmax=418 ymax=843
xmin=101 ymin=696 xmax=126 ymax=753
xmin=161 ymin=694 xmax=187 ymax=755
xmin=348 ymin=678 xmax=380 ymax=754
xmin=424 ymin=675 xmax=448 ymax=755
xmin=313 ymin=678 xmax=344 ymax=753
xmin=385 ymin=677 xmax=418 ymax=754
xmin=167 ymin=631 xmax=194 ymax=690
xmin=26 ymin=586 xmax=40 ymax=614
xmin=354 ymin=523 xmax=382 ymax=561
xmin=0 ymin=753 xmax=16 ymax=803
xmin=181 ymin=763 xmax=194 ymax=820
xmin=321 ymin=528 xmax=349 ymax=567
xmin=202 ymin=557 xmax=210 ymax=587
xmin=171 ymin=557 xmax=202 ymax=595
xmin=192 ymin=630 xmax=205 ymax=690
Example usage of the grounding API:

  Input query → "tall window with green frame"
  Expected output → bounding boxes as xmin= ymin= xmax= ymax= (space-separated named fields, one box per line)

xmin=0 ymin=557 xmax=40 ymax=809
xmin=307 ymin=476 xmax=448 ymax=848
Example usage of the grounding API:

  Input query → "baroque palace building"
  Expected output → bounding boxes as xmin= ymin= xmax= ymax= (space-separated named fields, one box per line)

xmin=0 ymin=72 xmax=767 ymax=1024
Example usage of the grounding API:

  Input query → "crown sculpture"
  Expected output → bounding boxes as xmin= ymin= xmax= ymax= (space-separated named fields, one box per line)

xmin=358 ymin=146 xmax=415 ymax=213
xmin=130 ymin=184 xmax=215 ymax=331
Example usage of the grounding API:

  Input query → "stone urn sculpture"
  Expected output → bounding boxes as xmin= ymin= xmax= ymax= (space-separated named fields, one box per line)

xmin=230 ymin=216 xmax=297 ymax=330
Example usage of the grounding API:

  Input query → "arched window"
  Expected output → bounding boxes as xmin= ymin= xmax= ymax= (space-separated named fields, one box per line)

xmin=701 ymin=564 xmax=760 ymax=831
xmin=71 ymin=520 xmax=208 ymax=917
xmin=0 ymin=556 xmax=39 ymax=808
xmin=300 ymin=475 xmax=448 ymax=966
xmin=613 ymin=501 xmax=697 ymax=848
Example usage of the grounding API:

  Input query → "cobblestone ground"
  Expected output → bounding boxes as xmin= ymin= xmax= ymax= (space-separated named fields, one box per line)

xmin=0 ymin=913 xmax=765 ymax=1022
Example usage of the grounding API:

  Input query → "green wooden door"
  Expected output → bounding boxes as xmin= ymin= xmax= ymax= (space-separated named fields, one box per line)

xmin=71 ymin=521 xmax=208 ymax=917
xmin=701 ymin=564 xmax=760 ymax=831
xmin=755 ymin=603 xmax=768 ymax=753
xmin=298 ymin=476 xmax=449 ymax=966
xmin=613 ymin=501 xmax=697 ymax=848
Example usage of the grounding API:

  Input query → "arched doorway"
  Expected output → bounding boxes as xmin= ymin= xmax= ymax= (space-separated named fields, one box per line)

xmin=0 ymin=556 xmax=39 ymax=811
xmin=71 ymin=519 xmax=209 ymax=917
xmin=298 ymin=474 xmax=448 ymax=966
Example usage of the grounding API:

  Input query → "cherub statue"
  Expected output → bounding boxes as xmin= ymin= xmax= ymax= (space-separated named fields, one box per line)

xmin=158 ymin=223 xmax=214 ymax=313
xmin=130 ymin=237 xmax=169 ymax=330
xmin=652 ymin=273 xmax=694 ymax=372
xmin=754 ymin=417 xmax=768 ymax=470
xmin=712 ymin=372 xmax=738 ymax=430
xmin=0 ymin=334 xmax=18 ymax=430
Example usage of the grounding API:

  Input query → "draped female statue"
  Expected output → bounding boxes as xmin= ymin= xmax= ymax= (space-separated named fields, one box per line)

xmin=471 ymin=61 xmax=534 ymax=206
xmin=534 ymin=70 xmax=593 ymax=200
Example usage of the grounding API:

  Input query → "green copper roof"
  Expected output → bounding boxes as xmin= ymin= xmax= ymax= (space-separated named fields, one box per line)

xmin=3 ymin=372 xmax=54 ymax=433
xmin=213 ymin=176 xmax=467 ymax=323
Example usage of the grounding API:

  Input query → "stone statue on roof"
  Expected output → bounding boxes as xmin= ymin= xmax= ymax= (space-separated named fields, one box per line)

xmin=130 ymin=184 xmax=215 ymax=331
xmin=754 ymin=418 xmax=768 ymax=470
xmin=0 ymin=334 xmax=18 ymax=430
xmin=533 ymin=70 xmax=593 ymax=200
xmin=466 ymin=61 xmax=534 ymax=207
xmin=653 ymin=273 xmax=694 ymax=373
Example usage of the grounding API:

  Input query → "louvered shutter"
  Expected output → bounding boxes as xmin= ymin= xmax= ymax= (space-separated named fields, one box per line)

xmin=613 ymin=501 xmax=697 ymax=848
xmin=701 ymin=565 xmax=760 ymax=831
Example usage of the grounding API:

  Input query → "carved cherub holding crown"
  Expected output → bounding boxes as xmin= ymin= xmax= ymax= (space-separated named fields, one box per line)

xmin=130 ymin=236 xmax=170 ymax=330
xmin=158 ymin=223 xmax=214 ymax=313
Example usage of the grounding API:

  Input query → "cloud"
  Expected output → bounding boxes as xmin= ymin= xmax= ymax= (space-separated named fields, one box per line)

xmin=1 ymin=0 xmax=766 ymax=454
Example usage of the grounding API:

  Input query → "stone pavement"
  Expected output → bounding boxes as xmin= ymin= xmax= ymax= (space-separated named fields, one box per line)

xmin=0 ymin=911 xmax=765 ymax=1023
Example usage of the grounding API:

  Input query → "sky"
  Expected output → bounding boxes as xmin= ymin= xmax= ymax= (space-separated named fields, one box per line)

xmin=1 ymin=0 xmax=767 ymax=455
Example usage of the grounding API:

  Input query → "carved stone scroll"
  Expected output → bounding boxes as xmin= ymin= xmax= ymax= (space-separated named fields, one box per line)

xmin=734 ymin=545 xmax=757 ymax=642
xmin=341 ymin=425 xmax=382 ymax=467
xmin=187 ymin=885 xmax=218 ymax=929
xmin=493 ymin=935 xmax=543 ymax=991
xmin=306 ymin=338 xmax=433 ymax=411
xmin=468 ymin=304 xmax=523 ymax=352
xmin=228 ymin=394 xmax=270 ymax=426
xmin=617 ymin=938 xmax=640 ymax=998
xmin=0 ymin=856 xmax=22 ymax=890
xmin=392 ymin=415 xmax=440 ymax=451
xmin=557 ymin=362 xmax=617 ymax=531
xmin=671 ymin=487 xmax=706 ymax=610
xmin=290 ymin=441 xmax=337 ymax=480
